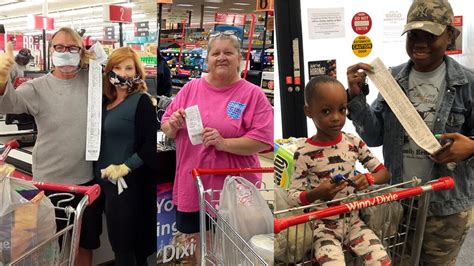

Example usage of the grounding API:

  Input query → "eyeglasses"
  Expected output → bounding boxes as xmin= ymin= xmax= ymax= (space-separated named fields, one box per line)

xmin=53 ymin=44 xmax=82 ymax=54
xmin=208 ymin=30 xmax=241 ymax=41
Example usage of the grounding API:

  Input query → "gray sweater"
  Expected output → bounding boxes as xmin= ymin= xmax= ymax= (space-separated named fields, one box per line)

xmin=0 ymin=69 xmax=92 ymax=184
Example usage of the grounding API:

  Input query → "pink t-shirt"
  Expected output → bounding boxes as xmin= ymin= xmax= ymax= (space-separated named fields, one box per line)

xmin=162 ymin=78 xmax=274 ymax=212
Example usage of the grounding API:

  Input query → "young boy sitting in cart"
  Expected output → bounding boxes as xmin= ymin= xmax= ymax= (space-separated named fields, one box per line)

xmin=287 ymin=75 xmax=392 ymax=265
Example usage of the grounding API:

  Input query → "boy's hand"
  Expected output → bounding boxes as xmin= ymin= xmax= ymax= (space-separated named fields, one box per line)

xmin=314 ymin=179 xmax=347 ymax=201
xmin=349 ymin=173 xmax=369 ymax=191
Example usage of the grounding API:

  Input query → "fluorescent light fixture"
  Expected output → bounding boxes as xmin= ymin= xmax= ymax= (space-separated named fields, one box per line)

xmin=205 ymin=0 xmax=223 ymax=3
xmin=176 ymin=4 xmax=193 ymax=7
xmin=229 ymin=8 xmax=244 ymax=11
xmin=0 ymin=1 xmax=42 ymax=12
xmin=121 ymin=3 xmax=135 ymax=8
xmin=234 ymin=2 xmax=251 ymax=5
xmin=204 ymin=6 xmax=219 ymax=9
xmin=0 ymin=16 xmax=28 ymax=24
xmin=49 ymin=7 xmax=103 ymax=18
xmin=132 ymin=13 xmax=146 ymax=19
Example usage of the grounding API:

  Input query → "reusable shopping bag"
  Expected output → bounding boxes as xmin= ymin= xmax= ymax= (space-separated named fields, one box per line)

xmin=0 ymin=175 xmax=57 ymax=265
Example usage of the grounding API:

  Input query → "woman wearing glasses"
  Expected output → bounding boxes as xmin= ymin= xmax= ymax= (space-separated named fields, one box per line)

xmin=161 ymin=31 xmax=273 ymax=260
xmin=0 ymin=27 xmax=104 ymax=266
xmin=96 ymin=47 xmax=157 ymax=266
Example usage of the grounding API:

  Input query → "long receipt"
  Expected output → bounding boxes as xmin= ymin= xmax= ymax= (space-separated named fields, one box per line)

xmin=367 ymin=58 xmax=442 ymax=154
xmin=85 ymin=59 xmax=103 ymax=161
xmin=185 ymin=105 xmax=204 ymax=145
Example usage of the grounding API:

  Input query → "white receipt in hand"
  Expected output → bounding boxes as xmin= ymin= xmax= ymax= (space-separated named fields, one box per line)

xmin=185 ymin=105 xmax=204 ymax=145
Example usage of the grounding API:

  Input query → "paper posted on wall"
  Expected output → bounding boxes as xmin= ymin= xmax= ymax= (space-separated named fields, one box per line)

xmin=367 ymin=58 xmax=441 ymax=154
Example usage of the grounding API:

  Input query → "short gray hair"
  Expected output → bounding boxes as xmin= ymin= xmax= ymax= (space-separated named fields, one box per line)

xmin=207 ymin=34 xmax=241 ymax=55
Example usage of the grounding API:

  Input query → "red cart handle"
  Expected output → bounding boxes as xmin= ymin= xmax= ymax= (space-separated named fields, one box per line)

xmin=0 ymin=139 xmax=20 ymax=161
xmin=192 ymin=167 xmax=274 ymax=178
xmin=33 ymin=181 xmax=101 ymax=206
xmin=274 ymin=176 xmax=454 ymax=234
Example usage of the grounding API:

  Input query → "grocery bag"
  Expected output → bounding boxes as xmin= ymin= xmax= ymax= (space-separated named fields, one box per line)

xmin=0 ymin=176 xmax=57 ymax=265
xmin=218 ymin=175 xmax=273 ymax=241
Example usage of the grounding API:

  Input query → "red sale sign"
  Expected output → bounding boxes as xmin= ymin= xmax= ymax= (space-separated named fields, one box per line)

xmin=104 ymin=5 xmax=132 ymax=23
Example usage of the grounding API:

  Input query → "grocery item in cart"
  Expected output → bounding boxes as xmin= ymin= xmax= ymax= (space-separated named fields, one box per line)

xmin=274 ymin=186 xmax=312 ymax=263
xmin=0 ymin=176 xmax=57 ymax=264
xmin=218 ymin=175 xmax=273 ymax=242
xmin=249 ymin=234 xmax=274 ymax=265
xmin=357 ymin=185 xmax=404 ymax=239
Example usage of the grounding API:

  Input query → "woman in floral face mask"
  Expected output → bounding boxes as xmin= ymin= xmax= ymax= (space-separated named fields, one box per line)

xmin=96 ymin=47 xmax=157 ymax=266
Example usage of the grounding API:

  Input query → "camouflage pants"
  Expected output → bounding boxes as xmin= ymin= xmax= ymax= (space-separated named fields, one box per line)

xmin=420 ymin=208 xmax=473 ymax=266
xmin=313 ymin=215 xmax=391 ymax=266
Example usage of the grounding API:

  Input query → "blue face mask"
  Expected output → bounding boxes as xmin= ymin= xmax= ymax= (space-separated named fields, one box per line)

xmin=52 ymin=51 xmax=80 ymax=67
xmin=107 ymin=71 xmax=142 ymax=89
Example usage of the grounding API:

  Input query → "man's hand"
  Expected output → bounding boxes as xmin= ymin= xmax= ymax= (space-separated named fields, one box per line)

xmin=0 ymin=42 xmax=14 ymax=87
xmin=432 ymin=133 xmax=474 ymax=163
xmin=346 ymin=62 xmax=373 ymax=98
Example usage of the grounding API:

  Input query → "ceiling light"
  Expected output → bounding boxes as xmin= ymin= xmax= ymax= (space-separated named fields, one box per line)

xmin=234 ymin=3 xmax=251 ymax=5
xmin=132 ymin=13 xmax=146 ymax=19
xmin=229 ymin=8 xmax=244 ymax=11
xmin=176 ymin=4 xmax=193 ymax=7
xmin=204 ymin=6 xmax=219 ymax=9
xmin=205 ymin=0 xmax=223 ymax=3
xmin=121 ymin=3 xmax=136 ymax=8
xmin=0 ymin=1 xmax=42 ymax=12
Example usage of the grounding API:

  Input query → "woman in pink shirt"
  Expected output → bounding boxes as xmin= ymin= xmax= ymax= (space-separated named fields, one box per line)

xmin=161 ymin=32 xmax=273 ymax=240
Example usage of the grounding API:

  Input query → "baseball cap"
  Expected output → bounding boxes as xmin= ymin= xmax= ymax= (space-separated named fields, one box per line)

xmin=402 ymin=0 xmax=458 ymax=36
xmin=18 ymin=48 xmax=34 ymax=59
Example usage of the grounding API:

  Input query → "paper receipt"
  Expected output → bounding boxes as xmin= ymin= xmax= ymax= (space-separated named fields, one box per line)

xmin=185 ymin=105 xmax=204 ymax=145
xmin=367 ymin=58 xmax=442 ymax=154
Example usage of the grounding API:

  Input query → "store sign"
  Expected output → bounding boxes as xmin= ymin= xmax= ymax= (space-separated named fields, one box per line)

xmin=32 ymin=16 xmax=54 ymax=30
xmin=104 ymin=26 xmax=115 ymax=40
xmin=351 ymin=12 xmax=372 ymax=35
xmin=134 ymin=21 xmax=149 ymax=37
xmin=167 ymin=10 xmax=188 ymax=24
xmin=446 ymin=15 xmax=463 ymax=55
xmin=104 ymin=5 xmax=132 ymax=23
xmin=0 ymin=34 xmax=24 ymax=50
xmin=352 ymin=35 xmax=372 ymax=57
xmin=215 ymin=13 xmax=246 ymax=25
xmin=256 ymin=0 xmax=274 ymax=12
xmin=33 ymin=35 xmax=40 ymax=45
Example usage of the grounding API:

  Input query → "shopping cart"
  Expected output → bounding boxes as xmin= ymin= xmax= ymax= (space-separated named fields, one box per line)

xmin=274 ymin=176 xmax=455 ymax=265
xmin=5 ymin=178 xmax=101 ymax=266
xmin=193 ymin=167 xmax=274 ymax=266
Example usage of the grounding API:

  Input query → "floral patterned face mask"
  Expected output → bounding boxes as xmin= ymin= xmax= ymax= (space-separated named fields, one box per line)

xmin=107 ymin=71 xmax=143 ymax=89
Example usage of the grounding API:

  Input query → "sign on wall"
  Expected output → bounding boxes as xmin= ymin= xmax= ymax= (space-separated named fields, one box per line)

xmin=104 ymin=5 xmax=132 ymax=23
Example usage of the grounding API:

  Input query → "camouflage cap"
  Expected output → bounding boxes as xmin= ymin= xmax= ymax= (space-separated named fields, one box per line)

xmin=402 ymin=0 xmax=455 ymax=36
